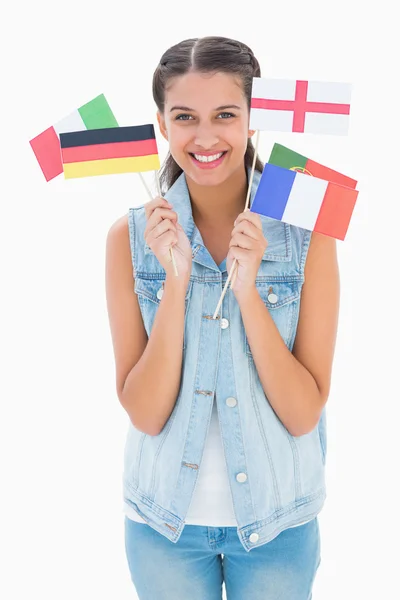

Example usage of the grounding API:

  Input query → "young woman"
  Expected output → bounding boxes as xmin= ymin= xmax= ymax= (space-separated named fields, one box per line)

xmin=106 ymin=36 xmax=339 ymax=600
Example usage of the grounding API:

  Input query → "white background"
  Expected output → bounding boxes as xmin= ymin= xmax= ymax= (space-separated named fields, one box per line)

xmin=1 ymin=1 xmax=399 ymax=598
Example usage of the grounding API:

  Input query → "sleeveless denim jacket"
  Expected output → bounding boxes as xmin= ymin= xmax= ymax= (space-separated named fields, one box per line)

xmin=123 ymin=168 xmax=327 ymax=552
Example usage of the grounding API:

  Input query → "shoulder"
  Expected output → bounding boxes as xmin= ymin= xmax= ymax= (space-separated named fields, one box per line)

xmin=106 ymin=213 xmax=132 ymax=271
xmin=304 ymin=231 xmax=339 ymax=278
xmin=106 ymin=204 xmax=147 ymax=245
xmin=106 ymin=213 xmax=129 ymax=244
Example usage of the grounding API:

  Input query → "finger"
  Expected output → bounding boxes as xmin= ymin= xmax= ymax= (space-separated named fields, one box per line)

xmin=147 ymin=228 xmax=178 ymax=252
xmin=229 ymin=232 xmax=256 ymax=251
xmin=229 ymin=245 xmax=250 ymax=262
xmin=146 ymin=218 xmax=177 ymax=245
xmin=232 ymin=219 xmax=260 ymax=241
xmin=144 ymin=196 xmax=167 ymax=217
xmin=234 ymin=211 xmax=262 ymax=230
xmin=152 ymin=218 xmax=177 ymax=240
xmin=145 ymin=207 xmax=178 ymax=235
xmin=144 ymin=197 xmax=172 ymax=219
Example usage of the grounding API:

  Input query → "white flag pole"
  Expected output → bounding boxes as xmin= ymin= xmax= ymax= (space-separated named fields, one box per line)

xmin=138 ymin=172 xmax=153 ymax=200
xmin=212 ymin=129 xmax=260 ymax=320
xmin=137 ymin=172 xmax=179 ymax=277
xmin=155 ymin=172 xmax=179 ymax=277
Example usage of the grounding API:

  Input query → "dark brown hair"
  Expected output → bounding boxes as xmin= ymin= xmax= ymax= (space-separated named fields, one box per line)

xmin=152 ymin=36 xmax=264 ymax=193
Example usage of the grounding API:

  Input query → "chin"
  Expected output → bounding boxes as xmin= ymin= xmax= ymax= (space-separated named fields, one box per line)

xmin=185 ymin=159 xmax=240 ymax=188
xmin=187 ymin=169 xmax=230 ymax=187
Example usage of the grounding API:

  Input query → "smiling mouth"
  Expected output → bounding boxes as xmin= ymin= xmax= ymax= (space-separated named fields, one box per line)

xmin=189 ymin=151 xmax=228 ymax=163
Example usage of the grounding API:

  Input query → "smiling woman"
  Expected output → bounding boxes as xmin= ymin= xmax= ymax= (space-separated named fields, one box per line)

xmin=105 ymin=35 xmax=339 ymax=600
xmin=155 ymin=71 xmax=256 ymax=190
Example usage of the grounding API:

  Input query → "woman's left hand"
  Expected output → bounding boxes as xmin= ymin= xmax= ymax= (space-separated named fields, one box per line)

xmin=226 ymin=210 xmax=268 ymax=297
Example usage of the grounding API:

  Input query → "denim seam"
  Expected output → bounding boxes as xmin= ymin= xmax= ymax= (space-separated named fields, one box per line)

xmin=124 ymin=481 xmax=182 ymax=528
xmin=128 ymin=208 xmax=136 ymax=276
xmin=149 ymin=413 xmax=177 ymax=498
xmin=240 ymin=487 xmax=326 ymax=533
xmin=300 ymin=228 xmax=312 ymax=274
xmin=225 ymin=297 xmax=257 ymax=524
xmin=134 ymin=433 xmax=146 ymax=489
xmin=175 ymin=284 xmax=213 ymax=515
xmin=249 ymin=362 xmax=281 ymax=511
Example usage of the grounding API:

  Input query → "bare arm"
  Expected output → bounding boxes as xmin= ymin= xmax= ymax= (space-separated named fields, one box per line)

xmin=105 ymin=214 xmax=188 ymax=436
xmin=237 ymin=232 xmax=340 ymax=436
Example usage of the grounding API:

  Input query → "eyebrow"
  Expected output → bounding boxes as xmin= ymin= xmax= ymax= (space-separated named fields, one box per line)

xmin=169 ymin=104 xmax=242 ymax=112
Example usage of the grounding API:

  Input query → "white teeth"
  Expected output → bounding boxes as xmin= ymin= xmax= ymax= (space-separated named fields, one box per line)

xmin=193 ymin=152 xmax=224 ymax=163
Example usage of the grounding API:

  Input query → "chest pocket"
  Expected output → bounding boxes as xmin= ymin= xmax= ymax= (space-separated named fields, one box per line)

xmin=135 ymin=277 xmax=193 ymax=350
xmin=244 ymin=279 xmax=302 ymax=356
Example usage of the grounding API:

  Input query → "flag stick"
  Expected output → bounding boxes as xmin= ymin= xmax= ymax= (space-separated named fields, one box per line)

xmin=137 ymin=172 xmax=179 ymax=277
xmin=138 ymin=172 xmax=153 ymax=200
xmin=212 ymin=130 xmax=260 ymax=320
xmin=155 ymin=171 xmax=179 ymax=277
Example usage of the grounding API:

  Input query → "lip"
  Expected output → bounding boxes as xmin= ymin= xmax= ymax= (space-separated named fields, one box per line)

xmin=189 ymin=151 xmax=228 ymax=156
xmin=189 ymin=151 xmax=228 ymax=169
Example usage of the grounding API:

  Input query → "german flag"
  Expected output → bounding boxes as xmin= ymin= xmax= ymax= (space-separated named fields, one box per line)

xmin=60 ymin=124 xmax=160 ymax=179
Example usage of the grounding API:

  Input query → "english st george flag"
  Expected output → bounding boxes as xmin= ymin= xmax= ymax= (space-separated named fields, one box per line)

xmin=250 ymin=78 xmax=352 ymax=136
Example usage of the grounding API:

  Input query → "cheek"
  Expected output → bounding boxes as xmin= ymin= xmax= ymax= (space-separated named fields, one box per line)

xmin=230 ymin=129 xmax=250 ymax=155
xmin=168 ymin=126 xmax=192 ymax=154
xmin=166 ymin=127 xmax=192 ymax=168
xmin=229 ymin=120 xmax=250 ymax=147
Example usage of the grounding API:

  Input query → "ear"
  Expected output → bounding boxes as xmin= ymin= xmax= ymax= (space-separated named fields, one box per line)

xmin=248 ymin=129 xmax=256 ymax=138
xmin=156 ymin=111 xmax=168 ymax=141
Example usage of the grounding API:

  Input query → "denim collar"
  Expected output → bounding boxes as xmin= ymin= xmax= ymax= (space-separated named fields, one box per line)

xmin=147 ymin=166 xmax=292 ymax=270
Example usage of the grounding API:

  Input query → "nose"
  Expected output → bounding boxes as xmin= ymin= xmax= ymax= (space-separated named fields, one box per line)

xmin=193 ymin=124 xmax=219 ymax=150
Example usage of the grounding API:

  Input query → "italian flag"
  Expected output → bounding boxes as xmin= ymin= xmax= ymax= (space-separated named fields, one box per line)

xmin=251 ymin=163 xmax=359 ymax=241
xmin=268 ymin=143 xmax=357 ymax=189
xmin=29 ymin=94 xmax=118 ymax=181
xmin=60 ymin=125 xmax=160 ymax=178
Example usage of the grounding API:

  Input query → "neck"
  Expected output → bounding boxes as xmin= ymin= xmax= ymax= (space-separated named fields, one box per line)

xmin=186 ymin=165 xmax=249 ymax=227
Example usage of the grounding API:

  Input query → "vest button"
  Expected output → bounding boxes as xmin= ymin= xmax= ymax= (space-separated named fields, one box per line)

xmin=221 ymin=318 xmax=229 ymax=329
xmin=267 ymin=293 xmax=278 ymax=304
xmin=236 ymin=472 xmax=247 ymax=483
xmin=156 ymin=287 xmax=164 ymax=300
xmin=249 ymin=532 xmax=259 ymax=543
xmin=226 ymin=397 xmax=237 ymax=407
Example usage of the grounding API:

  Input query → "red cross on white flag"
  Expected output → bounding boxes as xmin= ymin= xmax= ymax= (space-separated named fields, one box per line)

xmin=250 ymin=78 xmax=352 ymax=135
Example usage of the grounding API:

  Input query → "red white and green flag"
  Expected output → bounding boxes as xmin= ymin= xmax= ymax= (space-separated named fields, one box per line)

xmin=29 ymin=94 xmax=118 ymax=181
xmin=250 ymin=78 xmax=352 ymax=135
xmin=268 ymin=143 xmax=357 ymax=188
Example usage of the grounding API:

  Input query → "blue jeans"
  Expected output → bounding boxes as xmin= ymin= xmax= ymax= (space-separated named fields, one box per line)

xmin=124 ymin=516 xmax=321 ymax=599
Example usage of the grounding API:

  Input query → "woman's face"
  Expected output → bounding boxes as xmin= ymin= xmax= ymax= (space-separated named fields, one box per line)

xmin=157 ymin=70 xmax=253 ymax=187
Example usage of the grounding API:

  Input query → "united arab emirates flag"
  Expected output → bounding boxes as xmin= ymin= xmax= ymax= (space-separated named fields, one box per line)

xmin=29 ymin=94 xmax=118 ymax=181
xmin=268 ymin=143 xmax=357 ymax=188
xmin=60 ymin=124 xmax=160 ymax=178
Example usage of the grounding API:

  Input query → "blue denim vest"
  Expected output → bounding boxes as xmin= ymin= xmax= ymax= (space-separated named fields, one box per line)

xmin=123 ymin=168 xmax=327 ymax=552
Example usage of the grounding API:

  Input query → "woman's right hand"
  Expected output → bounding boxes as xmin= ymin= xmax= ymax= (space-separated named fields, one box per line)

xmin=144 ymin=196 xmax=192 ymax=282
